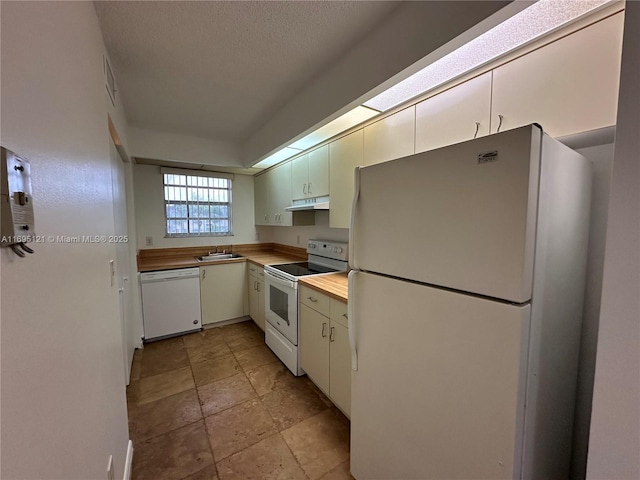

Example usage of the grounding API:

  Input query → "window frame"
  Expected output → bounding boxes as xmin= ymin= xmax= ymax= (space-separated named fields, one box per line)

xmin=162 ymin=169 xmax=233 ymax=238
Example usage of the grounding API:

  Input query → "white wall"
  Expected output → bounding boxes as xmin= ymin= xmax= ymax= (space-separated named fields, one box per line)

xmin=256 ymin=211 xmax=349 ymax=247
xmin=571 ymin=143 xmax=615 ymax=479
xmin=587 ymin=2 xmax=640 ymax=478
xmin=242 ymin=1 xmax=523 ymax=165
xmin=130 ymin=126 xmax=241 ymax=167
xmin=134 ymin=164 xmax=257 ymax=249
xmin=0 ymin=2 xmax=130 ymax=479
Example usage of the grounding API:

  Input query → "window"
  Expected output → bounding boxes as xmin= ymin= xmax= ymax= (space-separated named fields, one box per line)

xmin=163 ymin=171 xmax=232 ymax=237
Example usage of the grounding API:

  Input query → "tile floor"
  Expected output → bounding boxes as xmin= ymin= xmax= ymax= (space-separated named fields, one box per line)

xmin=127 ymin=320 xmax=353 ymax=480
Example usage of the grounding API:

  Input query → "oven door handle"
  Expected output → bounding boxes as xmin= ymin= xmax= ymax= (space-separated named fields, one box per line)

xmin=264 ymin=268 xmax=297 ymax=289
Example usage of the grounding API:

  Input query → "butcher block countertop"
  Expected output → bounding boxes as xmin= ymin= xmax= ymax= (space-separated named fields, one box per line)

xmin=298 ymin=272 xmax=348 ymax=302
xmin=137 ymin=243 xmax=306 ymax=272
xmin=138 ymin=242 xmax=349 ymax=301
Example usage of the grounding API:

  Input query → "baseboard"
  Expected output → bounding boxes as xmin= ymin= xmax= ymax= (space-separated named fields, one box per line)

xmin=123 ymin=440 xmax=133 ymax=480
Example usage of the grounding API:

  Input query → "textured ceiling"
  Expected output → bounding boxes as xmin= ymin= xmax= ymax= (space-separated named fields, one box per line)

xmin=95 ymin=1 xmax=400 ymax=143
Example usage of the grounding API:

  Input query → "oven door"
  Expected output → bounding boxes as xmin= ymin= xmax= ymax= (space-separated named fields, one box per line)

xmin=264 ymin=269 xmax=298 ymax=345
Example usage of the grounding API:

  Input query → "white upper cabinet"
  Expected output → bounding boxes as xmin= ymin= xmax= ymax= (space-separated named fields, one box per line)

xmin=491 ymin=12 xmax=624 ymax=137
xmin=291 ymin=153 xmax=309 ymax=200
xmin=363 ymin=106 xmax=415 ymax=166
xmin=330 ymin=130 xmax=364 ymax=229
xmin=415 ymin=72 xmax=492 ymax=153
xmin=307 ymin=145 xmax=329 ymax=198
xmin=291 ymin=145 xmax=329 ymax=200
xmin=271 ymin=161 xmax=293 ymax=226
xmin=254 ymin=170 xmax=270 ymax=226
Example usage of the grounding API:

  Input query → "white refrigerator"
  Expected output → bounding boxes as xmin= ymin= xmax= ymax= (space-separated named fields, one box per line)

xmin=348 ymin=124 xmax=591 ymax=480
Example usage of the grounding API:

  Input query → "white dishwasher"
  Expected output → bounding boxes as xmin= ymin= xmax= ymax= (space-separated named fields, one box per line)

xmin=140 ymin=267 xmax=202 ymax=341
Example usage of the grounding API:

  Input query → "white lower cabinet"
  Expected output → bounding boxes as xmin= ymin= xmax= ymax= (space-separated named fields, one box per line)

xmin=200 ymin=262 xmax=248 ymax=325
xmin=299 ymin=285 xmax=351 ymax=416
xmin=248 ymin=263 xmax=266 ymax=331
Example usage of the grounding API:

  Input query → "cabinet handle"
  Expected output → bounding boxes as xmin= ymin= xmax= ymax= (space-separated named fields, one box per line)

xmin=322 ymin=322 xmax=327 ymax=337
xmin=307 ymin=296 xmax=318 ymax=303
xmin=329 ymin=326 xmax=335 ymax=342
xmin=308 ymin=182 xmax=312 ymax=195
xmin=474 ymin=122 xmax=480 ymax=139
xmin=303 ymin=183 xmax=307 ymax=195
xmin=342 ymin=313 xmax=348 ymax=320
xmin=497 ymin=114 xmax=504 ymax=133
xmin=257 ymin=283 xmax=261 ymax=293
xmin=264 ymin=214 xmax=268 ymax=222
xmin=253 ymin=280 xmax=257 ymax=290
xmin=202 ymin=270 xmax=206 ymax=280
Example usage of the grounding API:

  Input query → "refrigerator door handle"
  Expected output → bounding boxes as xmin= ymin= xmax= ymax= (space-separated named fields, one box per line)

xmin=348 ymin=270 xmax=358 ymax=371
xmin=349 ymin=166 xmax=362 ymax=270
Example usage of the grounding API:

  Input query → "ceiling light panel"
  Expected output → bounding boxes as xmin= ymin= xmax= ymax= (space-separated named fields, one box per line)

xmin=289 ymin=106 xmax=380 ymax=150
xmin=253 ymin=147 xmax=303 ymax=169
xmin=363 ymin=0 xmax=610 ymax=112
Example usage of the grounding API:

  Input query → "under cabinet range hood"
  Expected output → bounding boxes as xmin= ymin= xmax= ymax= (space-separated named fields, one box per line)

xmin=285 ymin=195 xmax=330 ymax=211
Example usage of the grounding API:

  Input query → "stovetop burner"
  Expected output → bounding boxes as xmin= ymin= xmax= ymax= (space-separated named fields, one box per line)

xmin=269 ymin=261 xmax=338 ymax=277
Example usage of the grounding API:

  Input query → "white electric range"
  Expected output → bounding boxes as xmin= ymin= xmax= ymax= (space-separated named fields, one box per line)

xmin=264 ymin=239 xmax=348 ymax=375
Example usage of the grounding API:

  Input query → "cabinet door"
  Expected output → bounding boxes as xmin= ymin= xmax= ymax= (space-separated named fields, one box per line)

xmin=254 ymin=172 xmax=270 ymax=225
xmin=200 ymin=263 xmax=248 ymax=325
xmin=300 ymin=304 xmax=330 ymax=394
xmin=307 ymin=145 xmax=329 ymax=198
xmin=248 ymin=267 xmax=263 ymax=330
xmin=491 ymin=12 xmax=624 ymax=137
xmin=329 ymin=320 xmax=351 ymax=417
xmin=271 ymin=161 xmax=293 ymax=226
xmin=291 ymin=154 xmax=309 ymax=201
xmin=363 ymin=106 xmax=415 ymax=166
xmin=415 ymin=72 xmax=492 ymax=153
xmin=329 ymin=129 xmax=363 ymax=229
xmin=257 ymin=276 xmax=266 ymax=331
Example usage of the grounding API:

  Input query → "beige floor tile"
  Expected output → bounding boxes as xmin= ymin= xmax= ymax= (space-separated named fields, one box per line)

xmin=282 ymin=409 xmax=350 ymax=480
xmin=141 ymin=337 xmax=190 ymax=378
xmin=261 ymin=381 xmax=329 ymax=431
xmin=126 ymin=380 xmax=140 ymax=443
xmin=130 ymin=348 xmax=143 ymax=381
xmin=216 ymin=434 xmax=307 ymax=480
xmin=191 ymin=353 xmax=243 ymax=387
xmin=197 ymin=373 xmax=257 ymax=417
xmin=186 ymin=339 xmax=232 ymax=365
xmin=304 ymin=377 xmax=336 ymax=408
xmin=183 ymin=328 xmax=224 ymax=350
xmin=220 ymin=320 xmax=258 ymax=338
xmin=135 ymin=389 xmax=203 ymax=441
xmin=245 ymin=361 xmax=299 ymax=397
xmin=181 ymin=464 xmax=219 ymax=480
xmin=205 ymin=398 xmax=277 ymax=461
xmin=234 ymin=344 xmax=278 ymax=371
xmin=132 ymin=420 xmax=214 ymax=480
xmin=318 ymin=460 xmax=354 ymax=480
xmin=138 ymin=367 xmax=195 ymax=405
xmin=225 ymin=329 xmax=265 ymax=354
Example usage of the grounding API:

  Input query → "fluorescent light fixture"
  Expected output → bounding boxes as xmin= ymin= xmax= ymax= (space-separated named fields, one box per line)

xmin=289 ymin=106 xmax=380 ymax=151
xmin=253 ymin=146 xmax=302 ymax=168
xmin=364 ymin=0 xmax=610 ymax=112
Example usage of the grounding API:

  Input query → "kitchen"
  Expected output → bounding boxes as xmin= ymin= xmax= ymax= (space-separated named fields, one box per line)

xmin=0 ymin=1 xmax=638 ymax=480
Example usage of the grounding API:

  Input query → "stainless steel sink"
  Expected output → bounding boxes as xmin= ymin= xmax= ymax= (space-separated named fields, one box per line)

xmin=195 ymin=253 xmax=243 ymax=262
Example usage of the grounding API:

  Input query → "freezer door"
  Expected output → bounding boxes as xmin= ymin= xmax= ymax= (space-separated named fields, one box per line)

xmin=350 ymin=271 xmax=530 ymax=480
xmin=351 ymin=125 xmax=541 ymax=303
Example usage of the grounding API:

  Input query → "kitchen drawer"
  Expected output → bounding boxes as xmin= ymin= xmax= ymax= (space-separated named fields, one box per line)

xmin=248 ymin=262 xmax=258 ymax=278
xmin=330 ymin=299 xmax=349 ymax=328
xmin=300 ymin=285 xmax=330 ymax=317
